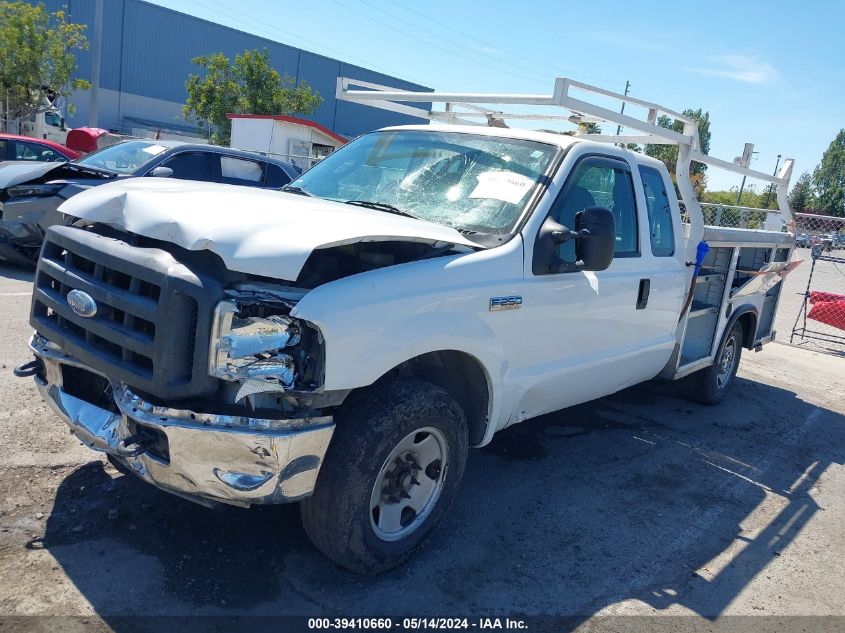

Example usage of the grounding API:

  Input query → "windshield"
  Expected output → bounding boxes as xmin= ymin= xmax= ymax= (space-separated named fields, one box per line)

xmin=288 ymin=130 xmax=557 ymax=235
xmin=75 ymin=140 xmax=170 ymax=175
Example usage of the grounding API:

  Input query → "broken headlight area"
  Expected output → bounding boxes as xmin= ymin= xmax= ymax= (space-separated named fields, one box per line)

xmin=209 ymin=299 xmax=323 ymax=403
xmin=6 ymin=183 xmax=65 ymax=198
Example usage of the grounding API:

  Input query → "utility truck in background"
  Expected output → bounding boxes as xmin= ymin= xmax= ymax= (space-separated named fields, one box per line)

xmin=2 ymin=92 xmax=70 ymax=144
xmin=16 ymin=78 xmax=798 ymax=573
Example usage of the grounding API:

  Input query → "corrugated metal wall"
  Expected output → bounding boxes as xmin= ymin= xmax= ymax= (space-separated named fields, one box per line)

xmin=28 ymin=0 xmax=431 ymax=138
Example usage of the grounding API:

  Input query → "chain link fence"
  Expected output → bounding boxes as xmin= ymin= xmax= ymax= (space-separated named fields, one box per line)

xmin=679 ymin=202 xmax=845 ymax=355
xmin=787 ymin=213 xmax=845 ymax=355
xmin=699 ymin=202 xmax=782 ymax=230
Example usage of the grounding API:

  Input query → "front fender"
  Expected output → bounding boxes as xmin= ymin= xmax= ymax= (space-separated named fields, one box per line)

xmin=291 ymin=239 xmax=527 ymax=433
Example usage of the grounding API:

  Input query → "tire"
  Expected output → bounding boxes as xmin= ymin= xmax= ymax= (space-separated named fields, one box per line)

xmin=681 ymin=320 xmax=744 ymax=405
xmin=300 ymin=378 xmax=468 ymax=574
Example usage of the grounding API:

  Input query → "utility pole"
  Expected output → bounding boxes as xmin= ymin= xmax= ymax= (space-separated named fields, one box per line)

xmin=734 ymin=143 xmax=757 ymax=206
xmin=615 ymin=80 xmax=630 ymax=136
xmin=89 ymin=0 xmax=103 ymax=127
xmin=762 ymin=154 xmax=782 ymax=209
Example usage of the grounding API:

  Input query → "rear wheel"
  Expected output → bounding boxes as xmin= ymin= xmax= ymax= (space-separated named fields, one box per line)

xmin=300 ymin=378 xmax=468 ymax=574
xmin=682 ymin=321 xmax=744 ymax=405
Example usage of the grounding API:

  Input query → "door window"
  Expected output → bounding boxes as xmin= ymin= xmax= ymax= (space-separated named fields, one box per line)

xmin=0 ymin=140 xmax=7 ymax=160
xmin=639 ymin=165 xmax=675 ymax=256
xmin=161 ymin=152 xmax=221 ymax=181
xmin=550 ymin=156 xmax=639 ymax=262
xmin=220 ymin=156 xmax=264 ymax=186
xmin=13 ymin=141 xmax=60 ymax=161
xmin=44 ymin=111 xmax=61 ymax=127
xmin=264 ymin=163 xmax=292 ymax=188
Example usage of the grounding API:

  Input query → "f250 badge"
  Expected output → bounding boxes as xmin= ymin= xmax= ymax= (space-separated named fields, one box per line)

xmin=489 ymin=295 xmax=523 ymax=311
xmin=67 ymin=289 xmax=98 ymax=318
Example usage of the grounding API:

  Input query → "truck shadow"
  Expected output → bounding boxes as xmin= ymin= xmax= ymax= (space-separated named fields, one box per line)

xmin=40 ymin=376 xmax=845 ymax=626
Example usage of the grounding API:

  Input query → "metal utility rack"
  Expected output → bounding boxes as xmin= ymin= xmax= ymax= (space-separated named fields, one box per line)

xmin=337 ymin=76 xmax=795 ymax=263
xmin=338 ymin=76 xmax=799 ymax=378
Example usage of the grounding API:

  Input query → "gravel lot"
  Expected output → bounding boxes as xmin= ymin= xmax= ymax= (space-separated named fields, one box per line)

xmin=1 ymin=261 xmax=844 ymax=632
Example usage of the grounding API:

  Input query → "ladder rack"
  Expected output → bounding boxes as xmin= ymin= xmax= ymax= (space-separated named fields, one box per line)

xmin=337 ymin=76 xmax=796 ymax=260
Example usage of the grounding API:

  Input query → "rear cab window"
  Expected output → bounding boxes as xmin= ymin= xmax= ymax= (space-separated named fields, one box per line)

xmin=639 ymin=165 xmax=675 ymax=256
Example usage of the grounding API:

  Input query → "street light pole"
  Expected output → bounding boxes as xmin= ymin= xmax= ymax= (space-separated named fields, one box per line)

xmin=615 ymin=80 xmax=630 ymax=136
xmin=762 ymin=154 xmax=782 ymax=209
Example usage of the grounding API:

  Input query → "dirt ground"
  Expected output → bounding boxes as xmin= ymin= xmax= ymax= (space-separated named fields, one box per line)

xmin=1 ymin=262 xmax=844 ymax=633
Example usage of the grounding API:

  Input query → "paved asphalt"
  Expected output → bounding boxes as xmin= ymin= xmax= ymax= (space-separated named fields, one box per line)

xmin=0 ymin=261 xmax=843 ymax=633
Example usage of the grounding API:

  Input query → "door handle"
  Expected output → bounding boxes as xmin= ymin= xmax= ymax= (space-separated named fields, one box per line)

xmin=636 ymin=278 xmax=650 ymax=310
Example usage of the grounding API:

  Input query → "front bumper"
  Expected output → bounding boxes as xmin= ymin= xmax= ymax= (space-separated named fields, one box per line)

xmin=0 ymin=221 xmax=41 ymax=266
xmin=28 ymin=335 xmax=334 ymax=507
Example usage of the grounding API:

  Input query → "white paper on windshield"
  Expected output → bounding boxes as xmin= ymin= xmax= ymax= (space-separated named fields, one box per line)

xmin=142 ymin=144 xmax=167 ymax=155
xmin=469 ymin=171 xmax=534 ymax=205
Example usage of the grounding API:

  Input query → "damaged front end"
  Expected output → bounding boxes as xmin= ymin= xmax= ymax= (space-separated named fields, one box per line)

xmin=26 ymin=333 xmax=335 ymax=507
xmin=21 ymin=225 xmax=340 ymax=507
xmin=0 ymin=218 xmax=44 ymax=266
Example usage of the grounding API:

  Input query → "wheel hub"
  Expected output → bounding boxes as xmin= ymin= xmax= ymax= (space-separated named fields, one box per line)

xmin=717 ymin=338 xmax=737 ymax=388
xmin=381 ymin=454 xmax=421 ymax=503
xmin=369 ymin=427 xmax=448 ymax=542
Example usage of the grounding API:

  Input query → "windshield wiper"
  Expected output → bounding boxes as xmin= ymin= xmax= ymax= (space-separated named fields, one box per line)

xmin=282 ymin=185 xmax=314 ymax=197
xmin=344 ymin=199 xmax=421 ymax=219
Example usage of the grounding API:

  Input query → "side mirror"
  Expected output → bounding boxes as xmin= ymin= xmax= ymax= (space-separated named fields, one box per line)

xmin=149 ymin=166 xmax=173 ymax=178
xmin=575 ymin=207 xmax=616 ymax=271
xmin=533 ymin=207 xmax=616 ymax=275
xmin=60 ymin=117 xmax=66 ymax=131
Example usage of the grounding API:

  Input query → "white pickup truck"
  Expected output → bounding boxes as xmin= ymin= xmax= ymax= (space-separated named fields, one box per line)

xmin=16 ymin=79 xmax=797 ymax=573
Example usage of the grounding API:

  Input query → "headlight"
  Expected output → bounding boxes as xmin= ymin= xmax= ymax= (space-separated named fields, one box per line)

xmin=209 ymin=301 xmax=303 ymax=399
xmin=7 ymin=183 xmax=64 ymax=198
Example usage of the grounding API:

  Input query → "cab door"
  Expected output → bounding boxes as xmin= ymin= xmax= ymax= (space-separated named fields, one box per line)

xmin=512 ymin=153 xmax=674 ymax=422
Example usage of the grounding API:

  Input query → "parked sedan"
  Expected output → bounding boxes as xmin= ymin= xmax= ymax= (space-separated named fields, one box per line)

xmin=0 ymin=133 xmax=81 ymax=162
xmin=0 ymin=140 xmax=298 ymax=264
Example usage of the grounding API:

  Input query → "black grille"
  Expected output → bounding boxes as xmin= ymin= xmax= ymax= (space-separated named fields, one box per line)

xmin=31 ymin=226 xmax=224 ymax=399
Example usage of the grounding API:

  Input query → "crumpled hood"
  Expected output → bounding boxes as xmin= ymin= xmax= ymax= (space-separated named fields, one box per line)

xmin=0 ymin=161 xmax=59 ymax=189
xmin=0 ymin=160 xmax=116 ymax=190
xmin=57 ymin=178 xmax=477 ymax=281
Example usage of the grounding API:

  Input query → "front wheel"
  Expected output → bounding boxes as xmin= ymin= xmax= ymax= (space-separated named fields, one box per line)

xmin=681 ymin=321 xmax=744 ymax=405
xmin=300 ymin=378 xmax=468 ymax=574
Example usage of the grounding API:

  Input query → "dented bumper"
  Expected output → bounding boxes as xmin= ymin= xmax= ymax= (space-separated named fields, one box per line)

xmin=27 ymin=335 xmax=334 ymax=507
xmin=0 ymin=220 xmax=41 ymax=266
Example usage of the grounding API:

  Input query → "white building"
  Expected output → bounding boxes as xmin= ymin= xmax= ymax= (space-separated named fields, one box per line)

xmin=228 ymin=114 xmax=347 ymax=172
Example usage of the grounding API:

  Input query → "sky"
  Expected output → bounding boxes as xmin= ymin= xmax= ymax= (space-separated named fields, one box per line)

xmin=148 ymin=0 xmax=845 ymax=192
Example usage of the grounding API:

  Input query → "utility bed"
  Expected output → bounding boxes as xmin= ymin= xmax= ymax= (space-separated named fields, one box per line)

xmin=668 ymin=222 xmax=794 ymax=378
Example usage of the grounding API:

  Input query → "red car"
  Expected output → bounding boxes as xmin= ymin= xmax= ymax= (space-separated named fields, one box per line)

xmin=0 ymin=133 xmax=81 ymax=162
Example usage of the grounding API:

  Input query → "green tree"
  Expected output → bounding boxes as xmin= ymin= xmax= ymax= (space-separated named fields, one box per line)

xmin=645 ymin=109 xmax=712 ymax=178
xmin=759 ymin=183 xmax=777 ymax=209
xmin=788 ymin=171 xmax=814 ymax=213
xmin=812 ymin=129 xmax=845 ymax=217
xmin=0 ymin=1 xmax=89 ymax=127
xmin=184 ymin=48 xmax=322 ymax=145
xmin=701 ymin=185 xmax=763 ymax=208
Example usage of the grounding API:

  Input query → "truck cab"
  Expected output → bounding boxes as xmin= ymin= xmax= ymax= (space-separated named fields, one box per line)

xmin=19 ymin=108 xmax=68 ymax=144
xmin=16 ymin=78 xmax=798 ymax=574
